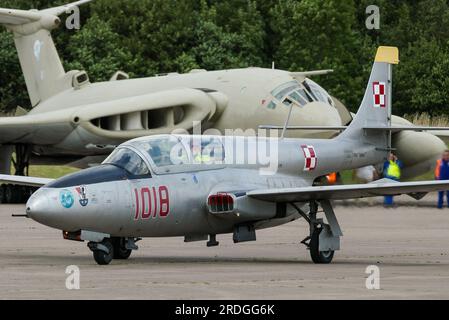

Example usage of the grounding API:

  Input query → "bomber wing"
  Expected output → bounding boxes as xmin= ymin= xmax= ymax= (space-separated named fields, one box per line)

xmin=0 ymin=110 xmax=74 ymax=144
xmin=247 ymin=179 xmax=449 ymax=203
xmin=0 ymin=174 xmax=53 ymax=187
xmin=0 ymin=88 xmax=228 ymax=144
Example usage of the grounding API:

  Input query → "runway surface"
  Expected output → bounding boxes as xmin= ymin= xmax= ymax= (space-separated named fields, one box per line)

xmin=1 ymin=198 xmax=449 ymax=300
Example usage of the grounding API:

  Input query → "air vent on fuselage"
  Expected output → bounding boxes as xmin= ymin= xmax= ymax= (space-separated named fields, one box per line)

xmin=90 ymin=106 xmax=187 ymax=131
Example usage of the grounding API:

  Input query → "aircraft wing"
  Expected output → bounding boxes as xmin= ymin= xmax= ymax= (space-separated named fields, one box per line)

xmin=0 ymin=111 xmax=74 ymax=144
xmin=0 ymin=174 xmax=53 ymax=187
xmin=247 ymin=179 xmax=449 ymax=203
xmin=0 ymin=88 xmax=228 ymax=144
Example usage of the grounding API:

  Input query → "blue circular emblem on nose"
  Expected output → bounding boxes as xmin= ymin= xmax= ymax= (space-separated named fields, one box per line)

xmin=60 ymin=190 xmax=74 ymax=209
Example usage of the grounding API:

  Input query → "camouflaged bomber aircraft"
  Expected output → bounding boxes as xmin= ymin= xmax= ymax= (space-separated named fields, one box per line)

xmin=0 ymin=1 xmax=447 ymax=205
xmin=2 ymin=46 xmax=449 ymax=265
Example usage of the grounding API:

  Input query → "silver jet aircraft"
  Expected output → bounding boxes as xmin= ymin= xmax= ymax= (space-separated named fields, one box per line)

xmin=2 ymin=47 xmax=449 ymax=265
xmin=0 ymin=1 xmax=446 ymax=205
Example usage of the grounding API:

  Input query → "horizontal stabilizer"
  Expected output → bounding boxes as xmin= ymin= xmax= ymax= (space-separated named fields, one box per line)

xmin=0 ymin=1 xmax=92 ymax=26
xmin=290 ymin=70 xmax=334 ymax=79
xmin=40 ymin=0 xmax=93 ymax=16
xmin=0 ymin=8 xmax=41 ymax=25
xmin=259 ymin=125 xmax=347 ymax=131
xmin=0 ymin=174 xmax=54 ymax=187
xmin=259 ymin=125 xmax=449 ymax=133
xmin=363 ymin=126 xmax=449 ymax=133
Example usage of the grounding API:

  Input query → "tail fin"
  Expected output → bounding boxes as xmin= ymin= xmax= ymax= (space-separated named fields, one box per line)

xmin=0 ymin=0 xmax=92 ymax=107
xmin=338 ymin=46 xmax=399 ymax=150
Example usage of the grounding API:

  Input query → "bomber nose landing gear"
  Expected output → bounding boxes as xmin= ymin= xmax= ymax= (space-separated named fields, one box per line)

xmin=88 ymin=237 xmax=141 ymax=265
xmin=293 ymin=200 xmax=343 ymax=264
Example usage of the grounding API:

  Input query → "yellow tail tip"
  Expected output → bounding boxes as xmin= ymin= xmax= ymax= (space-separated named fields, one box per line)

xmin=375 ymin=46 xmax=400 ymax=64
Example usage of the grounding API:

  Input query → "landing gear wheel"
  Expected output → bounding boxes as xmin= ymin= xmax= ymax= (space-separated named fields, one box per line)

xmin=93 ymin=239 xmax=114 ymax=265
xmin=5 ymin=185 xmax=16 ymax=204
xmin=309 ymin=227 xmax=334 ymax=264
xmin=112 ymin=237 xmax=132 ymax=260
xmin=0 ymin=185 xmax=6 ymax=204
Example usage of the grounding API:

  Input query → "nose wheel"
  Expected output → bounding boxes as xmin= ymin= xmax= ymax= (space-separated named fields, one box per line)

xmin=112 ymin=237 xmax=132 ymax=260
xmin=88 ymin=237 xmax=140 ymax=265
xmin=90 ymin=239 xmax=114 ymax=265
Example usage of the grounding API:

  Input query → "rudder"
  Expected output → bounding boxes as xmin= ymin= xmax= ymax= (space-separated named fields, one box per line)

xmin=0 ymin=0 xmax=92 ymax=107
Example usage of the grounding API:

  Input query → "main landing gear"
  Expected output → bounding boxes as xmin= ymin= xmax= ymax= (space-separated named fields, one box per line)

xmin=88 ymin=237 xmax=140 ymax=265
xmin=0 ymin=145 xmax=34 ymax=204
xmin=292 ymin=200 xmax=343 ymax=264
xmin=0 ymin=184 xmax=38 ymax=204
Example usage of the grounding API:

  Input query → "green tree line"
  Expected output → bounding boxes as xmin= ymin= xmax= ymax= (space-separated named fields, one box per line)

xmin=1 ymin=0 xmax=449 ymax=116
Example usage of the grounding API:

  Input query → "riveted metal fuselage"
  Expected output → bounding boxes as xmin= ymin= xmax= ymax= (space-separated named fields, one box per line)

xmin=26 ymin=134 xmax=384 ymax=238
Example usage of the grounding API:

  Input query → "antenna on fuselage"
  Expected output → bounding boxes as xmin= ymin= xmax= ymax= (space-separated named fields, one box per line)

xmin=280 ymin=103 xmax=294 ymax=139
xmin=272 ymin=61 xmax=275 ymax=70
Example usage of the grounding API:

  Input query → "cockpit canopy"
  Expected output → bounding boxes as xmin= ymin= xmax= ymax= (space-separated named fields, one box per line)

xmin=267 ymin=79 xmax=335 ymax=110
xmin=104 ymin=135 xmax=226 ymax=175
xmin=103 ymin=147 xmax=150 ymax=177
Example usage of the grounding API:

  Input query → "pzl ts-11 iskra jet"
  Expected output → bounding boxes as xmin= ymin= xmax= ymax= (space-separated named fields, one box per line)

xmin=2 ymin=47 xmax=449 ymax=265
xmin=0 ymin=1 xmax=447 ymax=205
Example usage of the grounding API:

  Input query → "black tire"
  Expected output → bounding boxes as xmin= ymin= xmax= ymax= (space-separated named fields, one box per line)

xmin=17 ymin=186 xmax=27 ymax=204
xmin=93 ymin=240 xmax=114 ymax=265
xmin=112 ymin=237 xmax=132 ymax=260
xmin=309 ymin=227 xmax=334 ymax=264
xmin=5 ymin=185 xmax=14 ymax=204
xmin=0 ymin=185 xmax=6 ymax=204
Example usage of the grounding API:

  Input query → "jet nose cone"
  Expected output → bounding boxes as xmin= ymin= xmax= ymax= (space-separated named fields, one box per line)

xmin=26 ymin=189 xmax=51 ymax=224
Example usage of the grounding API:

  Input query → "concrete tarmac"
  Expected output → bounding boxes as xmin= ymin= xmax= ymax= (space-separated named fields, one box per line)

xmin=1 ymin=197 xmax=449 ymax=300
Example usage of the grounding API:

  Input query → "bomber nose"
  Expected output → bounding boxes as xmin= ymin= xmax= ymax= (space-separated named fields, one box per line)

xmin=289 ymin=101 xmax=342 ymax=139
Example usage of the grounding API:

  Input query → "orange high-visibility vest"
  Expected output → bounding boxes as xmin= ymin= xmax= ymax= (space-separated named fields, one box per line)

xmin=435 ymin=159 xmax=442 ymax=179
xmin=326 ymin=172 xmax=337 ymax=185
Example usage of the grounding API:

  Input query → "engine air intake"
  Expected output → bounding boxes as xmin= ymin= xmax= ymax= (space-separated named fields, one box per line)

xmin=207 ymin=193 xmax=235 ymax=214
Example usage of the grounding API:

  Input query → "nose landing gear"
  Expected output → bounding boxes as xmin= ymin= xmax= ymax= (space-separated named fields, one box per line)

xmin=89 ymin=239 xmax=114 ymax=265
xmin=88 ymin=237 xmax=140 ymax=265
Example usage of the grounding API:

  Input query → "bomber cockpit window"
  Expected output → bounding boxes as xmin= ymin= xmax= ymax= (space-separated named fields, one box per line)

xmin=304 ymin=79 xmax=335 ymax=107
xmin=269 ymin=79 xmax=335 ymax=109
xmin=103 ymin=148 xmax=150 ymax=177
xmin=270 ymin=81 xmax=316 ymax=108
xmin=272 ymin=81 xmax=299 ymax=101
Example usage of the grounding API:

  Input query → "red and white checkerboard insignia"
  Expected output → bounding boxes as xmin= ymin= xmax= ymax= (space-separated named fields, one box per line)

xmin=373 ymin=81 xmax=386 ymax=108
xmin=301 ymin=145 xmax=317 ymax=171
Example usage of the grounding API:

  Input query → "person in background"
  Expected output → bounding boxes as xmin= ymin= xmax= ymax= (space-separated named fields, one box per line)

xmin=353 ymin=165 xmax=379 ymax=184
xmin=383 ymin=152 xmax=403 ymax=207
xmin=435 ymin=150 xmax=449 ymax=209
xmin=326 ymin=172 xmax=338 ymax=185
